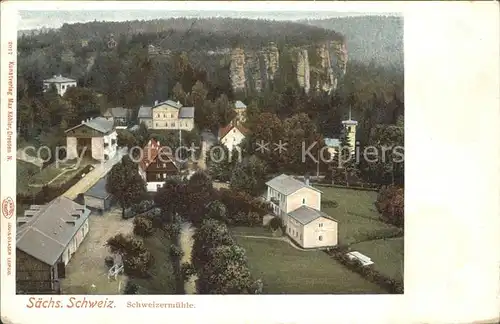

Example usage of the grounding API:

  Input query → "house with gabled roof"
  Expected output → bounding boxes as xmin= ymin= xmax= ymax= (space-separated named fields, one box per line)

xmin=43 ymin=74 xmax=77 ymax=96
xmin=16 ymin=197 xmax=91 ymax=294
xmin=138 ymin=139 xmax=181 ymax=191
xmin=218 ymin=123 xmax=249 ymax=154
xmin=137 ymin=100 xmax=195 ymax=131
xmin=65 ymin=117 xmax=117 ymax=161
xmin=103 ymin=107 xmax=133 ymax=128
xmin=265 ymin=174 xmax=338 ymax=248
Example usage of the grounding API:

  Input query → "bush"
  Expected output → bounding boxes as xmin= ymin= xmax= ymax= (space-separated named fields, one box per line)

xmin=181 ymin=262 xmax=196 ymax=281
xmin=123 ymin=282 xmax=139 ymax=295
xmin=123 ymin=250 xmax=154 ymax=278
xmin=104 ymin=256 xmax=114 ymax=268
xmin=106 ymin=233 xmax=146 ymax=255
xmin=163 ymin=222 xmax=181 ymax=239
xmin=133 ymin=216 xmax=154 ymax=237
xmin=169 ymin=244 xmax=184 ymax=258
xmin=322 ymin=199 xmax=339 ymax=208
xmin=131 ymin=200 xmax=155 ymax=214
xmin=269 ymin=216 xmax=282 ymax=231
xmin=376 ymin=185 xmax=404 ymax=227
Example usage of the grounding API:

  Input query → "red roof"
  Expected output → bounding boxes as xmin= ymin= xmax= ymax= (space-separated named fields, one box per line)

xmin=139 ymin=139 xmax=179 ymax=171
xmin=218 ymin=124 xmax=249 ymax=140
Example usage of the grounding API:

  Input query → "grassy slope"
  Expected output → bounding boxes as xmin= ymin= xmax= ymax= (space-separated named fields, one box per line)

xmin=350 ymin=237 xmax=404 ymax=282
xmin=316 ymin=186 xmax=401 ymax=245
xmin=236 ymin=237 xmax=386 ymax=294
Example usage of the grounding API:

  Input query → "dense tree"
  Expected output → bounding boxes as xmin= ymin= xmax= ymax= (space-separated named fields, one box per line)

xmin=197 ymin=244 xmax=252 ymax=294
xmin=154 ymin=177 xmax=187 ymax=223
xmin=191 ymin=219 xmax=235 ymax=271
xmin=106 ymin=156 xmax=147 ymax=218
xmin=206 ymin=143 xmax=235 ymax=182
xmin=184 ymin=171 xmax=216 ymax=225
xmin=230 ymin=155 xmax=268 ymax=197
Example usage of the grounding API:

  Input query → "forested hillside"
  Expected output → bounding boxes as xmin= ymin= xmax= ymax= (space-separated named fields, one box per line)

xmin=302 ymin=16 xmax=403 ymax=69
xmin=17 ymin=17 xmax=403 ymax=179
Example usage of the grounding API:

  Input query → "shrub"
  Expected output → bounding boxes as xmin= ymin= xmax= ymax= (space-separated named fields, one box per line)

xmin=106 ymin=233 xmax=146 ymax=255
xmin=131 ymin=200 xmax=155 ymax=214
xmin=269 ymin=216 xmax=281 ymax=231
xmin=123 ymin=250 xmax=153 ymax=278
xmin=123 ymin=282 xmax=139 ymax=295
xmin=181 ymin=262 xmax=196 ymax=281
xmin=133 ymin=216 xmax=154 ymax=237
xmin=376 ymin=185 xmax=404 ymax=227
xmin=169 ymin=244 xmax=184 ymax=258
xmin=104 ymin=256 xmax=114 ymax=268
xmin=322 ymin=199 xmax=339 ymax=208
xmin=163 ymin=222 xmax=181 ymax=239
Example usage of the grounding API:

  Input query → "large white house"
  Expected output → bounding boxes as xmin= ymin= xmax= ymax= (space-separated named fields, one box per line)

xmin=43 ymin=75 xmax=77 ymax=96
xmin=137 ymin=100 xmax=195 ymax=131
xmin=218 ymin=123 xmax=249 ymax=154
xmin=65 ymin=117 xmax=118 ymax=162
xmin=265 ymin=174 xmax=338 ymax=249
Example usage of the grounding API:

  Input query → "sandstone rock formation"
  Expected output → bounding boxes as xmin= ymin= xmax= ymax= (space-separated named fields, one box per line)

xmin=229 ymin=39 xmax=347 ymax=94
xmin=229 ymin=47 xmax=246 ymax=92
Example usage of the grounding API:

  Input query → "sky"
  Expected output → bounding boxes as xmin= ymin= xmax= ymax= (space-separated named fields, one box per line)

xmin=15 ymin=2 xmax=403 ymax=30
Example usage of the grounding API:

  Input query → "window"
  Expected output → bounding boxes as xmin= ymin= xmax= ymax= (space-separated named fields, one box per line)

xmin=104 ymin=154 xmax=109 ymax=160
xmin=155 ymin=122 xmax=158 ymax=127
xmin=163 ymin=163 xmax=166 ymax=167
xmin=163 ymin=173 xmax=167 ymax=178
xmin=62 ymin=85 xmax=66 ymax=89
xmin=156 ymin=174 xmax=161 ymax=180
xmin=318 ymin=236 xmax=323 ymax=241
xmin=163 ymin=114 xmax=165 ymax=118
xmin=157 ymin=114 xmax=160 ymax=118
xmin=302 ymin=198 xmax=305 ymax=204
xmin=319 ymin=223 xmax=323 ymax=228
xmin=299 ymin=234 xmax=302 ymax=240
xmin=171 ymin=122 xmax=175 ymax=127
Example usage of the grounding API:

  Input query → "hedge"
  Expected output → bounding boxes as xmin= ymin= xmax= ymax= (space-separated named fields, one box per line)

xmin=16 ymin=164 xmax=93 ymax=205
xmin=313 ymin=183 xmax=380 ymax=192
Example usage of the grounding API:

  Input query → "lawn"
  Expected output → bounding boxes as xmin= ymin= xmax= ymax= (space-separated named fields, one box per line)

xmin=17 ymin=160 xmax=89 ymax=195
xmin=17 ymin=160 xmax=42 ymax=195
xmin=230 ymin=226 xmax=275 ymax=237
xmin=127 ymin=230 xmax=177 ymax=294
xmin=350 ymin=237 xmax=404 ymax=282
xmin=315 ymin=186 xmax=401 ymax=245
xmin=235 ymin=236 xmax=387 ymax=294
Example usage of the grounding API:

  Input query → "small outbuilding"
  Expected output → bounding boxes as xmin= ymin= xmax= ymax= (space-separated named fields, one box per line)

xmin=83 ymin=176 xmax=113 ymax=213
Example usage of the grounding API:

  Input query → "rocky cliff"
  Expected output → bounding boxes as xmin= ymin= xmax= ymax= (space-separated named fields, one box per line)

xmin=230 ymin=40 xmax=348 ymax=94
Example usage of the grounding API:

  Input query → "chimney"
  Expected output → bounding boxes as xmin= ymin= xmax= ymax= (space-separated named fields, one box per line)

xmin=53 ymin=75 xmax=57 ymax=78
xmin=154 ymin=100 xmax=158 ymax=106
xmin=177 ymin=101 xmax=180 ymax=105
xmin=304 ymin=174 xmax=310 ymax=186
xmin=81 ymin=120 xmax=84 ymax=124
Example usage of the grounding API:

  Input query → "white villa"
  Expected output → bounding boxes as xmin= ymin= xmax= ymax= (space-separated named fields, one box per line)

xmin=137 ymin=100 xmax=195 ymax=131
xmin=65 ymin=117 xmax=118 ymax=162
xmin=265 ymin=174 xmax=338 ymax=249
xmin=43 ymin=75 xmax=77 ymax=96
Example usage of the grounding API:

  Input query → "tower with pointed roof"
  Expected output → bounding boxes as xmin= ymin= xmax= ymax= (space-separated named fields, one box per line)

xmin=341 ymin=107 xmax=357 ymax=154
